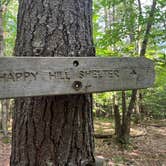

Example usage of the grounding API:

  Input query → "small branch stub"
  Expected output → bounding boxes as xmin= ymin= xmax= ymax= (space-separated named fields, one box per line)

xmin=72 ymin=81 xmax=82 ymax=91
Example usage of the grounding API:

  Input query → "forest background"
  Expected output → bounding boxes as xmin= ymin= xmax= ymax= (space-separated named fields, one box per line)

xmin=0 ymin=0 xmax=166 ymax=139
xmin=0 ymin=0 xmax=165 ymax=164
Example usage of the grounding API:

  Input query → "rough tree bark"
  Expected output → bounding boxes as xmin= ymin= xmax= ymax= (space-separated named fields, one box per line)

xmin=114 ymin=90 xmax=137 ymax=144
xmin=1 ymin=100 xmax=9 ymax=137
xmin=140 ymin=0 xmax=157 ymax=57
xmin=0 ymin=3 xmax=3 ymax=57
xmin=120 ymin=90 xmax=137 ymax=143
xmin=10 ymin=0 xmax=95 ymax=165
xmin=113 ymin=92 xmax=121 ymax=137
xmin=0 ymin=2 xmax=3 ymax=131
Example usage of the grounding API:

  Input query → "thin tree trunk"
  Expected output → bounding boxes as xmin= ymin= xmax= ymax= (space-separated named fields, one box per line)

xmin=121 ymin=90 xmax=137 ymax=144
xmin=11 ymin=0 xmax=95 ymax=165
xmin=134 ymin=91 xmax=142 ymax=123
xmin=137 ymin=0 xmax=143 ymax=55
xmin=135 ymin=0 xmax=157 ymax=121
xmin=122 ymin=91 xmax=127 ymax=126
xmin=104 ymin=7 xmax=108 ymax=32
xmin=0 ymin=102 xmax=2 ymax=131
xmin=140 ymin=0 xmax=157 ymax=57
xmin=119 ymin=0 xmax=157 ymax=144
xmin=0 ymin=2 xmax=10 ymax=137
xmin=1 ymin=100 xmax=9 ymax=136
xmin=113 ymin=92 xmax=121 ymax=137
xmin=134 ymin=0 xmax=143 ymax=122
xmin=114 ymin=104 xmax=121 ymax=137
xmin=115 ymin=0 xmax=137 ymax=144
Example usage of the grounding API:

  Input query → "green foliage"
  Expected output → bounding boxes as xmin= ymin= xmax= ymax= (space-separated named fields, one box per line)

xmin=143 ymin=55 xmax=166 ymax=118
xmin=93 ymin=0 xmax=139 ymax=57
xmin=112 ymin=156 xmax=125 ymax=164
xmin=93 ymin=0 xmax=166 ymax=119
xmin=143 ymin=87 xmax=166 ymax=118
xmin=93 ymin=93 xmax=113 ymax=116
xmin=1 ymin=136 xmax=10 ymax=144
xmin=3 ymin=0 xmax=18 ymax=56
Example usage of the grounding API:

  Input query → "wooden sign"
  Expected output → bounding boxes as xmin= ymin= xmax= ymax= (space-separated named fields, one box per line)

xmin=0 ymin=57 xmax=154 ymax=99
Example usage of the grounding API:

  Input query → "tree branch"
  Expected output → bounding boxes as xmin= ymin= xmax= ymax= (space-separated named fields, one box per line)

xmin=128 ymin=90 xmax=137 ymax=116
xmin=140 ymin=0 xmax=157 ymax=57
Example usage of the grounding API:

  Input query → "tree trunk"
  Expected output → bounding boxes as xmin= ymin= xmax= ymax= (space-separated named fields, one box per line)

xmin=134 ymin=91 xmax=142 ymax=123
xmin=0 ymin=4 xmax=3 ymax=131
xmin=113 ymin=92 xmax=121 ymax=137
xmin=1 ymin=100 xmax=9 ymax=137
xmin=121 ymin=116 xmax=131 ymax=144
xmin=10 ymin=0 xmax=95 ymax=165
xmin=120 ymin=90 xmax=137 ymax=144
xmin=114 ymin=104 xmax=121 ymax=138
xmin=0 ymin=4 xmax=3 ymax=56
xmin=0 ymin=102 xmax=2 ymax=131
xmin=0 ymin=2 xmax=10 ymax=137
xmin=140 ymin=0 xmax=157 ymax=57
xmin=120 ymin=91 xmax=129 ymax=144
xmin=115 ymin=90 xmax=137 ymax=144
xmin=104 ymin=6 xmax=108 ymax=32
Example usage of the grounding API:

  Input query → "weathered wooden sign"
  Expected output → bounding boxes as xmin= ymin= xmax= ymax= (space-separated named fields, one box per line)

xmin=0 ymin=57 xmax=154 ymax=99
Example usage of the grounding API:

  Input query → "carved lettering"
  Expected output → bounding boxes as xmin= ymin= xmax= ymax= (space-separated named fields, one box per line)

xmin=15 ymin=73 xmax=23 ymax=81
xmin=24 ymin=72 xmax=31 ymax=80
xmin=79 ymin=71 xmax=84 ymax=79
xmin=7 ymin=73 xmax=15 ymax=81
xmin=58 ymin=72 xmax=65 ymax=79
xmin=0 ymin=72 xmax=38 ymax=82
xmin=0 ymin=73 xmax=7 ymax=81
xmin=0 ymin=69 xmax=120 ymax=83
xmin=108 ymin=70 xmax=113 ymax=78
xmin=92 ymin=70 xmax=98 ymax=78
xmin=30 ymin=72 xmax=38 ymax=80
xmin=65 ymin=72 xmax=70 ymax=80
xmin=79 ymin=69 xmax=120 ymax=79
xmin=114 ymin=70 xmax=120 ymax=78
xmin=49 ymin=72 xmax=56 ymax=80
xmin=49 ymin=71 xmax=70 ymax=80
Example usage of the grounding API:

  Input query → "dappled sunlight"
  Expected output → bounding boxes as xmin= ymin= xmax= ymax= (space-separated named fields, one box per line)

xmin=94 ymin=120 xmax=114 ymax=134
xmin=94 ymin=119 xmax=166 ymax=165
xmin=103 ymin=128 xmax=114 ymax=133
xmin=0 ymin=134 xmax=11 ymax=166
xmin=149 ymin=127 xmax=166 ymax=136
xmin=128 ymin=150 xmax=140 ymax=157
xmin=130 ymin=127 xmax=146 ymax=136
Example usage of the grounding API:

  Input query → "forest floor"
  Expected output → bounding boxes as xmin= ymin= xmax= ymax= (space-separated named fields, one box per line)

xmin=0 ymin=134 xmax=11 ymax=166
xmin=0 ymin=119 xmax=165 ymax=166
xmin=95 ymin=118 xmax=166 ymax=166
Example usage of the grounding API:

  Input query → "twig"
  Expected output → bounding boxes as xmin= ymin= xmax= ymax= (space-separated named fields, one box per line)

xmin=94 ymin=134 xmax=113 ymax=139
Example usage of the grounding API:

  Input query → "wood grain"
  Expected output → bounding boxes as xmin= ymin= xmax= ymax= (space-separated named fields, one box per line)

xmin=0 ymin=57 xmax=155 ymax=99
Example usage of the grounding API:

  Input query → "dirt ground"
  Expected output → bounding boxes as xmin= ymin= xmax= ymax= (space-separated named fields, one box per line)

xmin=95 ymin=119 xmax=166 ymax=166
xmin=0 ymin=136 xmax=10 ymax=166
xmin=0 ymin=119 xmax=166 ymax=166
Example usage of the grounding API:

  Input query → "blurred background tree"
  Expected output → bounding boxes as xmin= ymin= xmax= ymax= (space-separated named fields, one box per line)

xmin=93 ymin=0 xmax=166 ymax=143
xmin=0 ymin=0 xmax=18 ymax=137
